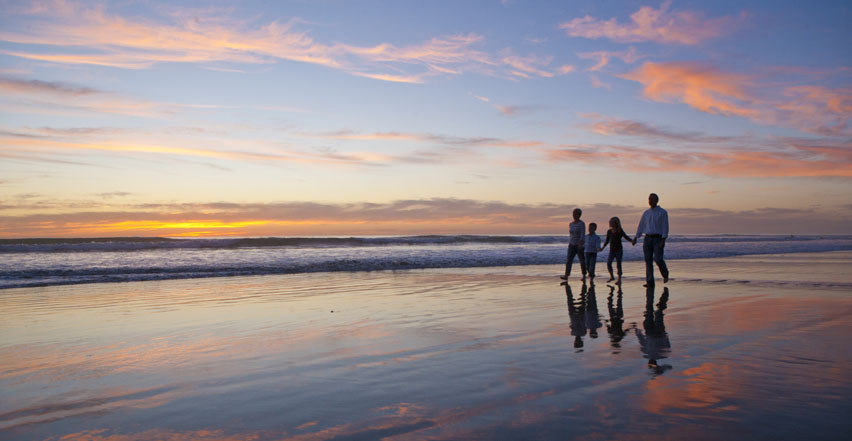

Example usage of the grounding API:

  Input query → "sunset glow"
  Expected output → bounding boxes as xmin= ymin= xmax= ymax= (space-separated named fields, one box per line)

xmin=2 ymin=1 xmax=850 ymax=237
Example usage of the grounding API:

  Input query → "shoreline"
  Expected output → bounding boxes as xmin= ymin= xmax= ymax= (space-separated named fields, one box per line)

xmin=3 ymin=249 xmax=852 ymax=291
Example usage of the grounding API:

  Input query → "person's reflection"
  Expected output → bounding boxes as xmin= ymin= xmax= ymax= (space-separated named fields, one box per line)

xmin=606 ymin=284 xmax=625 ymax=349
xmin=585 ymin=283 xmax=602 ymax=340
xmin=636 ymin=285 xmax=672 ymax=375
xmin=564 ymin=282 xmax=587 ymax=350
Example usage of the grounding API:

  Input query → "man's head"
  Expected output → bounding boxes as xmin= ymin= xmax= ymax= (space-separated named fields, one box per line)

xmin=573 ymin=208 xmax=582 ymax=221
xmin=648 ymin=193 xmax=659 ymax=208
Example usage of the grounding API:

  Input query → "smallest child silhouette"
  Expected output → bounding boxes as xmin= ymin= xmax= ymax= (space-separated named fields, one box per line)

xmin=584 ymin=222 xmax=601 ymax=283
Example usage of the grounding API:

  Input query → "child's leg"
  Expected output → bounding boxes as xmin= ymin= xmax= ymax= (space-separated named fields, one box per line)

xmin=579 ymin=248 xmax=588 ymax=276
xmin=607 ymin=252 xmax=615 ymax=280
xmin=586 ymin=253 xmax=596 ymax=278
xmin=616 ymin=250 xmax=623 ymax=277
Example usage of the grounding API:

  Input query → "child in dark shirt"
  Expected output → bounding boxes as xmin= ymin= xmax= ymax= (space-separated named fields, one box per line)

xmin=600 ymin=217 xmax=633 ymax=284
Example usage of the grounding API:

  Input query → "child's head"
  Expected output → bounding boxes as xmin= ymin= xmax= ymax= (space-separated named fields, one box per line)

xmin=589 ymin=222 xmax=597 ymax=233
xmin=609 ymin=217 xmax=621 ymax=231
xmin=572 ymin=208 xmax=582 ymax=221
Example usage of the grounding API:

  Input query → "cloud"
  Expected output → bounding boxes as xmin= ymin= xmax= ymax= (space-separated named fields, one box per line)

xmin=469 ymin=94 xmax=548 ymax=118
xmin=0 ymin=133 xmax=391 ymax=167
xmin=96 ymin=191 xmax=132 ymax=200
xmin=0 ymin=75 xmax=179 ymax=117
xmin=621 ymin=61 xmax=758 ymax=118
xmin=621 ymin=62 xmax=852 ymax=135
xmin=0 ymin=198 xmax=618 ymax=237
xmin=577 ymin=47 xmax=641 ymax=72
xmin=1 ymin=2 xmax=566 ymax=82
xmin=556 ymin=65 xmax=576 ymax=74
xmin=546 ymin=141 xmax=852 ymax=179
xmin=777 ymin=86 xmax=852 ymax=136
xmin=306 ymin=130 xmax=543 ymax=148
xmin=585 ymin=116 xmax=736 ymax=143
xmin=559 ymin=2 xmax=745 ymax=45
xmin=500 ymin=52 xmax=557 ymax=79
xmin=2 ymin=197 xmax=851 ymax=237
xmin=589 ymin=75 xmax=612 ymax=90
xmin=0 ymin=76 xmax=103 ymax=96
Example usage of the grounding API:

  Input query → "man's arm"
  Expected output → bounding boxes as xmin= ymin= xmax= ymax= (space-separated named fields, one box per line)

xmin=633 ymin=212 xmax=646 ymax=245
xmin=660 ymin=210 xmax=669 ymax=249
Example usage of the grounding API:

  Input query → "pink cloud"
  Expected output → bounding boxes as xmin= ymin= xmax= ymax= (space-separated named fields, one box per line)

xmin=559 ymin=2 xmax=745 ymax=45
xmin=547 ymin=142 xmax=852 ymax=178
xmin=621 ymin=62 xmax=852 ymax=136
xmin=577 ymin=47 xmax=641 ymax=72
xmin=621 ymin=62 xmax=758 ymax=118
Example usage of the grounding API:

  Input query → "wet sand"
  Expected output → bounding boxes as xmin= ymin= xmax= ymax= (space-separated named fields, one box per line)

xmin=2 ymin=251 xmax=851 ymax=440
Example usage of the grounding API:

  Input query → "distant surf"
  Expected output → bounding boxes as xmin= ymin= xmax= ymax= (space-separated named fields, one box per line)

xmin=2 ymin=234 xmax=851 ymax=289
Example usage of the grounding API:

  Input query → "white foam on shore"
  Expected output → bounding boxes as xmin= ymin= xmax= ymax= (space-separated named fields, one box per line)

xmin=2 ymin=235 xmax=851 ymax=288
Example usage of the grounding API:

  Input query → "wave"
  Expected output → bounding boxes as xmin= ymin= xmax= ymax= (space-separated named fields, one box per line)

xmin=2 ymin=234 xmax=851 ymax=289
xmin=2 ymin=234 xmax=850 ymax=253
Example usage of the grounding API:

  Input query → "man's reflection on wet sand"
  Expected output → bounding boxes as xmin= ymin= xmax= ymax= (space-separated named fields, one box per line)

xmin=635 ymin=285 xmax=672 ymax=375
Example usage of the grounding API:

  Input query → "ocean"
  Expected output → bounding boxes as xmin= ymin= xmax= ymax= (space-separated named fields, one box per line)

xmin=2 ymin=234 xmax=851 ymax=289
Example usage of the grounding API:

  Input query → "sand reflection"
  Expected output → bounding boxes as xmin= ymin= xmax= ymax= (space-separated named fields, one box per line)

xmin=2 ymin=257 xmax=852 ymax=440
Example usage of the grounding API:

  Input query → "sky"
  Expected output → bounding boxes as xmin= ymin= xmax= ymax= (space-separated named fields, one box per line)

xmin=1 ymin=0 xmax=851 ymax=237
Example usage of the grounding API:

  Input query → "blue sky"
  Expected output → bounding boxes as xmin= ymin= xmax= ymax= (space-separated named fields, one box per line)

xmin=1 ymin=0 xmax=850 ymax=236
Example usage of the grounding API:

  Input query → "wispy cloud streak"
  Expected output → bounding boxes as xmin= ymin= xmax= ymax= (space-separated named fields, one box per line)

xmin=547 ymin=142 xmax=852 ymax=178
xmin=559 ymin=2 xmax=745 ymax=45
xmin=1 ymin=2 xmax=567 ymax=82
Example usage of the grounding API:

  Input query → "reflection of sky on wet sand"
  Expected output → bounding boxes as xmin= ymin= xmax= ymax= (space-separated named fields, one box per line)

xmin=2 ymin=252 xmax=852 ymax=440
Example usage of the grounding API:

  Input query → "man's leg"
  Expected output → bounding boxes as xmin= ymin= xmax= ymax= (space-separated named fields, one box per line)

xmin=579 ymin=248 xmax=588 ymax=276
xmin=643 ymin=239 xmax=655 ymax=283
xmin=653 ymin=242 xmax=669 ymax=282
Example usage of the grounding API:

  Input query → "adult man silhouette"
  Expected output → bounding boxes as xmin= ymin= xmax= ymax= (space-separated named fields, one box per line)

xmin=632 ymin=193 xmax=669 ymax=285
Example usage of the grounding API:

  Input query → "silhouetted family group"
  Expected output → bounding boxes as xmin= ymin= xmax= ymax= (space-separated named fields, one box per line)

xmin=560 ymin=193 xmax=669 ymax=286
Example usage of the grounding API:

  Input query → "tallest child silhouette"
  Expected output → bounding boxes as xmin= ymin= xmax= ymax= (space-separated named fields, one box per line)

xmin=561 ymin=208 xmax=587 ymax=280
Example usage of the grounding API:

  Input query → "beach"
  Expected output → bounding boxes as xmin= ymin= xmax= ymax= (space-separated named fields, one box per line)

xmin=2 ymin=251 xmax=851 ymax=440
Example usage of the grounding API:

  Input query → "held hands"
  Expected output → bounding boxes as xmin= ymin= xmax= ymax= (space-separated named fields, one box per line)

xmin=631 ymin=238 xmax=637 ymax=246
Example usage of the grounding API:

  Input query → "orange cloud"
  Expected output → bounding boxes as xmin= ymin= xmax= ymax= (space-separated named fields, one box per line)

xmin=621 ymin=62 xmax=759 ymax=118
xmin=621 ymin=62 xmax=852 ymax=136
xmin=559 ymin=2 xmax=745 ymax=45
